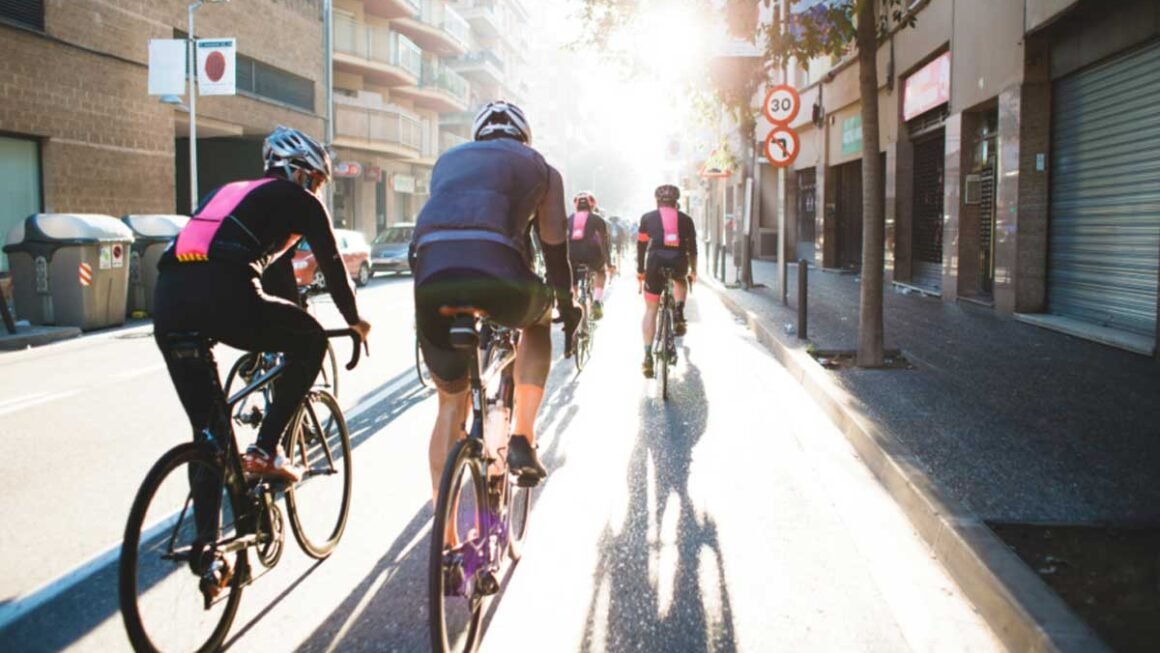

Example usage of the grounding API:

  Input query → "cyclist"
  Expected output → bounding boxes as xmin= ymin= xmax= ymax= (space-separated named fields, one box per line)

xmin=411 ymin=101 xmax=581 ymax=496
xmin=153 ymin=126 xmax=372 ymax=483
xmin=609 ymin=216 xmax=630 ymax=269
xmin=637 ymin=183 xmax=697 ymax=378
xmin=567 ymin=191 xmax=612 ymax=319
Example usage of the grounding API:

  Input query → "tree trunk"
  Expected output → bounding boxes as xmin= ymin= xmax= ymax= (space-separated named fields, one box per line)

xmin=855 ymin=0 xmax=885 ymax=367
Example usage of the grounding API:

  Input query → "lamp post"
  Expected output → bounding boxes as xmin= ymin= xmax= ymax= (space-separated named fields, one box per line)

xmin=187 ymin=0 xmax=230 ymax=214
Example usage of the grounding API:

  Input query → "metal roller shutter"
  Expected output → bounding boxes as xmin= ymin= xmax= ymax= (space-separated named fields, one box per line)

xmin=1049 ymin=41 xmax=1160 ymax=336
xmin=912 ymin=134 xmax=945 ymax=290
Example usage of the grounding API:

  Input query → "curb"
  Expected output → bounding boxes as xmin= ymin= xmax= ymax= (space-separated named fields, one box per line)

xmin=0 ymin=326 xmax=82 ymax=351
xmin=703 ymin=279 xmax=1108 ymax=653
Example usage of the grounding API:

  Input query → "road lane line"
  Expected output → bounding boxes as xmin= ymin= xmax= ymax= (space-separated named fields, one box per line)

xmin=0 ymin=390 xmax=80 ymax=417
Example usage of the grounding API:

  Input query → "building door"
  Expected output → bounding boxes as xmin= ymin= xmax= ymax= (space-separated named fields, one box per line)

xmin=911 ymin=132 xmax=945 ymax=291
xmin=0 ymin=136 xmax=42 ymax=273
xmin=797 ymin=168 xmax=817 ymax=264
xmin=1048 ymin=40 xmax=1160 ymax=337
xmin=835 ymin=160 xmax=863 ymax=269
xmin=333 ymin=177 xmax=355 ymax=229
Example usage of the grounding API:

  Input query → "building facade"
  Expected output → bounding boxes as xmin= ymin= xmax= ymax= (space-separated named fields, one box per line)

xmin=328 ymin=0 xmax=528 ymax=244
xmin=754 ymin=0 xmax=1160 ymax=357
xmin=0 ymin=0 xmax=327 ymax=271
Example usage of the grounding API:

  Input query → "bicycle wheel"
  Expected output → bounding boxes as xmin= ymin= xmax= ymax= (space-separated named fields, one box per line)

xmin=430 ymin=439 xmax=487 ymax=653
xmin=285 ymin=390 xmax=352 ymax=559
xmin=120 ymin=443 xmax=246 ymax=653
xmin=316 ymin=341 xmax=339 ymax=398
xmin=574 ymin=319 xmax=590 ymax=371
xmin=506 ymin=474 xmax=532 ymax=562
xmin=658 ymin=306 xmax=670 ymax=401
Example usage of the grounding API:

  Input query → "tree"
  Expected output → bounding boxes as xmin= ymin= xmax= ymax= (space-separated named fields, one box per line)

xmin=763 ymin=0 xmax=915 ymax=368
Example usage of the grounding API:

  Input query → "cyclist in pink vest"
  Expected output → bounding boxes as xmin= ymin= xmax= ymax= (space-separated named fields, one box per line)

xmin=567 ymin=191 xmax=612 ymax=319
xmin=637 ymin=184 xmax=698 ymax=378
xmin=153 ymin=126 xmax=371 ymax=482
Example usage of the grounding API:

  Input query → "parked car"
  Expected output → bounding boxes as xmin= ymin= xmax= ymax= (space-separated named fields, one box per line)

xmin=293 ymin=228 xmax=372 ymax=288
xmin=370 ymin=222 xmax=415 ymax=276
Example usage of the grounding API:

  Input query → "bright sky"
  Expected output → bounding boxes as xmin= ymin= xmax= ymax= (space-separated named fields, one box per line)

xmin=520 ymin=0 xmax=725 ymax=214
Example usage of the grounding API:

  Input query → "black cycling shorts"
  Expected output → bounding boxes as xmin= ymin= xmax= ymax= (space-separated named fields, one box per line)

xmin=414 ymin=240 xmax=552 ymax=392
xmin=568 ymin=240 xmax=606 ymax=271
xmin=643 ymin=251 xmax=689 ymax=298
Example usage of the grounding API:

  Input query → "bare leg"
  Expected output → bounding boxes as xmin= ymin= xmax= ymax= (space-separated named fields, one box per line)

xmin=513 ymin=322 xmax=551 ymax=445
xmin=594 ymin=269 xmax=607 ymax=301
xmin=429 ymin=388 xmax=469 ymax=507
xmin=642 ymin=298 xmax=659 ymax=347
xmin=673 ymin=279 xmax=688 ymax=303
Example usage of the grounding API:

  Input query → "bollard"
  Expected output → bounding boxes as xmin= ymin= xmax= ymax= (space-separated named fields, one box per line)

xmin=797 ymin=259 xmax=808 ymax=339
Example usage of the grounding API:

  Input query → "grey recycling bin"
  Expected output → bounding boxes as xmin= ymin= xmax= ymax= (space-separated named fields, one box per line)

xmin=121 ymin=214 xmax=188 ymax=318
xmin=3 ymin=214 xmax=135 ymax=330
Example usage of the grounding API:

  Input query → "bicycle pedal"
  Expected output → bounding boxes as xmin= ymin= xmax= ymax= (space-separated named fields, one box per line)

xmin=478 ymin=570 xmax=500 ymax=596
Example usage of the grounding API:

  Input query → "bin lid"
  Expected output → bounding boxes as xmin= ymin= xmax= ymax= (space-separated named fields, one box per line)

xmin=6 ymin=213 xmax=134 ymax=248
xmin=121 ymin=214 xmax=189 ymax=238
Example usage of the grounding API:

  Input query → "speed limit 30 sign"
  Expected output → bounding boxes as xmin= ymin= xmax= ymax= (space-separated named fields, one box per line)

xmin=762 ymin=84 xmax=801 ymax=126
xmin=764 ymin=127 xmax=800 ymax=168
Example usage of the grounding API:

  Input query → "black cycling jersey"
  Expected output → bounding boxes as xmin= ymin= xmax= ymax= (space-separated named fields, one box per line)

xmin=567 ymin=210 xmax=610 ymax=268
xmin=636 ymin=208 xmax=698 ymax=274
xmin=161 ymin=175 xmax=359 ymax=325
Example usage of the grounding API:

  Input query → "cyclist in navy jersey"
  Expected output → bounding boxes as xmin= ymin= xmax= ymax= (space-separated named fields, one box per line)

xmin=637 ymin=184 xmax=697 ymax=378
xmin=153 ymin=126 xmax=371 ymax=482
xmin=411 ymin=101 xmax=581 ymax=494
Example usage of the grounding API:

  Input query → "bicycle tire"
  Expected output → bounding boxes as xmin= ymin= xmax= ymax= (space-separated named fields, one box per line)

xmin=416 ymin=334 xmax=433 ymax=388
xmin=659 ymin=304 xmax=670 ymax=401
xmin=285 ymin=390 xmax=352 ymax=559
xmin=430 ymin=439 xmax=486 ymax=653
xmin=119 ymin=442 xmax=245 ymax=653
xmin=317 ymin=341 xmax=339 ymax=398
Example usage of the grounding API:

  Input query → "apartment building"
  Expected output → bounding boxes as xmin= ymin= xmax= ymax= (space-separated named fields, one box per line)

xmin=0 ymin=0 xmax=327 ymax=271
xmin=754 ymin=0 xmax=1160 ymax=356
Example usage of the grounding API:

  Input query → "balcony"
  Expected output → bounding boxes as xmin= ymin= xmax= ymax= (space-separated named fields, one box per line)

xmin=448 ymin=48 xmax=505 ymax=86
xmin=440 ymin=110 xmax=476 ymax=127
xmin=364 ymin=0 xmax=420 ymax=19
xmin=395 ymin=60 xmax=470 ymax=112
xmin=453 ymin=0 xmax=502 ymax=38
xmin=439 ymin=130 xmax=469 ymax=153
xmin=333 ymin=14 xmax=422 ymax=86
xmin=391 ymin=1 xmax=470 ymax=58
xmin=333 ymin=97 xmax=423 ymax=159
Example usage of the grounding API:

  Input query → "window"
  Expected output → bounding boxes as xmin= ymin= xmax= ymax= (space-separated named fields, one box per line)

xmin=0 ymin=0 xmax=44 ymax=31
xmin=0 ymin=135 xmax=42 ymax=272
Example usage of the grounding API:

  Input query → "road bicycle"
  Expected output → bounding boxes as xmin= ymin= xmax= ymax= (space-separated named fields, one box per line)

xmin=118 ymin=329 xmax=364 ymax=653
xmin=416 ymin=324 xmax=433 ymax=388
xmin=572 ymin=264 xmax=596 ymax=372
xmin=429 ymin=307 xmax=533 ymax=653
xmin=653 ymin=266 xmax=679 ymax=401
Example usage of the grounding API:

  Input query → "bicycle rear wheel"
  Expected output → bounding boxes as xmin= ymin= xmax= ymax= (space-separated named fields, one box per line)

xmin=430 ymin=439 xmax=487 ymax=653
xmin=285 ymin=390 xmax=352 ymax=559
xmin=416 ymin=334 xmax=433 ymax=387
xmin=119 ymin=443 xmax=245 ymax=653
xmin=658 ymin=306 xmax=670 ymax=401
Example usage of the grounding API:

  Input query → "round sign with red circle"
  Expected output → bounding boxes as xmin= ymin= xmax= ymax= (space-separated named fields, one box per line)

xmin=762 ymin=84 xmax=801 ymax=126
xmin=205 ymin=51 xmax=226 ymax=83
xmin=763 ymin=127 xmax=800 ymax=168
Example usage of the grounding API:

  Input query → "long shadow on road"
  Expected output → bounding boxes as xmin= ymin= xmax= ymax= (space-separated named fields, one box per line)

xmin=579 ymin=349 xmax=739 ymax=652
xmin=0 ymin=368 xmax=431 ymax=653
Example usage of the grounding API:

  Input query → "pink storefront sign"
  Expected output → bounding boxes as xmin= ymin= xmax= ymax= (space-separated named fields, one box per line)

xmin=903 ymin=51 xmax=951 ymax=122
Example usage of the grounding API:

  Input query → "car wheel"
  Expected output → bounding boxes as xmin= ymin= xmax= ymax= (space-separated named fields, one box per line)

xmin=356 ymin=263 xmax=370 ymax=287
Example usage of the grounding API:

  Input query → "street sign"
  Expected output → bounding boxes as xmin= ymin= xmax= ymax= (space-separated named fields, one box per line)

xmin=698 ymin=148 xmax=734 ymax=179
xmin=762 ymin=84 xmax=801 ymax=126
xmin=334 ymin=161 xmax=362 ymax=177
xmin=196 ymin=39 xmax=236 ymax=96
xmin=764 ymin=127 xmax=800 ymax=168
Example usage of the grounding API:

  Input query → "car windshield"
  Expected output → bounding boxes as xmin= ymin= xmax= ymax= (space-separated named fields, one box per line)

xmin=373 ymin=227 xmax=412 ymax=245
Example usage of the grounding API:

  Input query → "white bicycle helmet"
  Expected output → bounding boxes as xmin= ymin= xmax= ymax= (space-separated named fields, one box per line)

xmin=263 ymin=125 xmax=332 ymax=183
xmin=472 ymin=101 xmax=532 ymax=144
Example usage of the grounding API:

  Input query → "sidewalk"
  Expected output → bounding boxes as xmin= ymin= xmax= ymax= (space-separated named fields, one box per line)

xmin=705 ymin=259 xmax=1160 ymax=652
xmin=722 ymin=260 xmax=1160 ymax=524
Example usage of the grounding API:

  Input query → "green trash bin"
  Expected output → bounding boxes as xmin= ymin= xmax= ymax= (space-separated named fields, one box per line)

xmin=3 ymin=214 xmax=135 ymax=330
xmin=121 ymin=214 xmax=189 ymax=318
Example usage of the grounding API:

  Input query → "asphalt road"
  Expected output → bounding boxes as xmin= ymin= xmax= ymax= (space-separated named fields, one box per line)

xmin=0 ymin=272 xmax=1001 ymax=652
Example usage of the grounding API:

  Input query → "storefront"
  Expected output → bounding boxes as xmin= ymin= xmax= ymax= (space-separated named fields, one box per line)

xmin=1047 ymin=40 xmax=1160 ymax=338
xmin=903 ymin=52 xmax=951 ymax=293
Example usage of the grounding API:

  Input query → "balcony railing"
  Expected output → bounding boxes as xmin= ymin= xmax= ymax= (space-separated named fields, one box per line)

xmin=334 ymin=13 xmax=423 ymax=78
xmin=421 ymin=60 xmax=470 ymax=104
xmin=440 ymin=131 xmax=469 ymax=153
xmin=460 ymin=48 xmax=505 ymax=73
xmin=420 ymin=0 xmax=470 ymax=49
xmin=335 ymin=98 xmax=423 ymax=151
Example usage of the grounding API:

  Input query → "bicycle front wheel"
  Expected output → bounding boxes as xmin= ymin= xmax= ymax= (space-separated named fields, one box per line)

xmin=430 ymin=439 xmax=486 ymax=653
xmin=119 ymin=443 xmax=245 ymax=653
xmin=316 ymin=341 xmax=339 ymax=398
xmin=285 ymin=390 xmax=352 ymax=559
